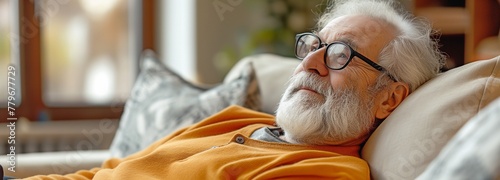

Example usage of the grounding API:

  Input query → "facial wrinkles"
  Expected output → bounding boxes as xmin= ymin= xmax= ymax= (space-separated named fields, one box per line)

xmin=345 ymin=64 xmax=377 ymax=86
xmin=319 ymin=21 xmax=359 ymax=48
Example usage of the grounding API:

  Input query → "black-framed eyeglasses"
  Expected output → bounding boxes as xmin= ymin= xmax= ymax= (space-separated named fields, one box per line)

xmin=295 ymin=33 xmax=396 ymax=81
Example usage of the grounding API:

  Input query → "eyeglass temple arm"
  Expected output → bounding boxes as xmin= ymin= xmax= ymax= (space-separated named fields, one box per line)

xmin=354 ymin=52 xmax=397 ymax=81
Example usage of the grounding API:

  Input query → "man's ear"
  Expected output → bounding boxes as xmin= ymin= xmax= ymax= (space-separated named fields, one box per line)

xmin=375 ymin=82 xmax=410 ymax=119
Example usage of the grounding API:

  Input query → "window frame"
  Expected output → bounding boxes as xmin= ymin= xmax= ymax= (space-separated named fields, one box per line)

xmin=0 ymin=0 xmax=156 ymax=122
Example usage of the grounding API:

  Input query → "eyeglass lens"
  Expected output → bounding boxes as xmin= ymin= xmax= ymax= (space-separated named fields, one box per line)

xmin=296 ymin=35 xmax=321 ymax=58
xmin=296 ymin=34 xmax=352 ymax=69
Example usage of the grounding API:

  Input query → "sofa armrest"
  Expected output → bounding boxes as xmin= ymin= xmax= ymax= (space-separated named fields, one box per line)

xmin=0 ymin=150 xmax=111 ymax=178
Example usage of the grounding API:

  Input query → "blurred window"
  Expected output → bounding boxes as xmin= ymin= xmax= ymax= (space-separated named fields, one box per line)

xmin=39 ymin=0 xmax=134 ymax=106
xmin=0 ymin=0 xmax=12 ymax=106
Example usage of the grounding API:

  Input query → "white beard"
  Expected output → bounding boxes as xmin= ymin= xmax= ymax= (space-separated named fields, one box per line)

xmin=275 ymin=72 xmax=376 ymax=145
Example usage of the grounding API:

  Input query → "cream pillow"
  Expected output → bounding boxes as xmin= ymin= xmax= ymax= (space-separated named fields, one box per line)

xmin=416 ymin=97 xmax=500 ymax=180
xmin=362 ymin=56 xmax=500 ymax=179
xmin=225 ymin=54 xmax=300 ymax=114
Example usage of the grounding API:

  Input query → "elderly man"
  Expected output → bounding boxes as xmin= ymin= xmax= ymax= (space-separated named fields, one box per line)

xmin=25 ymin=0 xmax=443 ymax=179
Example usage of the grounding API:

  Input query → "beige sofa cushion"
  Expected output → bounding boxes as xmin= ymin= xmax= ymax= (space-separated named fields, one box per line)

xmin=225 ymin=54 xmax=300 ymax=114
xmin=362 ymin=56 xmax=500 ymax=179
xmin=416 ymin=97 xmax=500 ymax=179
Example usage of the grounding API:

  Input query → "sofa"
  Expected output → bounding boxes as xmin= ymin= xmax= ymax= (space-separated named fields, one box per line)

xmin=1 ymin=52 xmax=499 ymax=179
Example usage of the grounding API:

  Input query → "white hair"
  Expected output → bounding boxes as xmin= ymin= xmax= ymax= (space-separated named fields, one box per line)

xmin=316 ymin=0 xmax=445 ymax=91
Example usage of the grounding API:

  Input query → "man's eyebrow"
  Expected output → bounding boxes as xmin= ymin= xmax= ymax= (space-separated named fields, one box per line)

xmin=314 ymin=31 xmax=359 ymax=50
xmin=336 ymin=38 xmax=358 ymax=50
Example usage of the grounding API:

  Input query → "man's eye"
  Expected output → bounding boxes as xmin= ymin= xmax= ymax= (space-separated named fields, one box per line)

xmin=335 ymin=54 xmax=349 ymax=65
xmin=309 ymin=45 xmax=317 ymax=52
xmin=336 ymin=57 xmax=348 ymax=65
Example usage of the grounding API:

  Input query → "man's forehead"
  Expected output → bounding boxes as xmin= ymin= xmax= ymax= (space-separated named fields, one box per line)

xmin=317 ymin=30 xmax=359 ymax=50
xmin=317 ymin=15 xmax=390 ymax=50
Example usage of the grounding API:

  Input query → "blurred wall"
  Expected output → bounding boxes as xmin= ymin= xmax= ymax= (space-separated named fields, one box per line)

xmin=195 ymin=0 xmax=270 ymax=84
xmin=157 ymin=0 xmax=269 ymax=85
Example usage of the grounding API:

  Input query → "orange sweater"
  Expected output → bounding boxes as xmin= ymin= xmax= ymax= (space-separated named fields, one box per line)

xmin=26 ymin=106 xmax=369 ymax=180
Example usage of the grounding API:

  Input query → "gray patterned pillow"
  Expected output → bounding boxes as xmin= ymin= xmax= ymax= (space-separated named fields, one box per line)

xmin=109 ymin=50 xmax=260 ymax=157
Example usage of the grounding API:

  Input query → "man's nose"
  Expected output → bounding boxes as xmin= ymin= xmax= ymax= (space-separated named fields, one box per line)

xmin=300 ymin=49 xmax=329 ymax=76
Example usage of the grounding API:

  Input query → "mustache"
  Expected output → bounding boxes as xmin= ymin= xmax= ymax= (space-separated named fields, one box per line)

xmin=287 ymin=72 xmax=331 ymax=96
